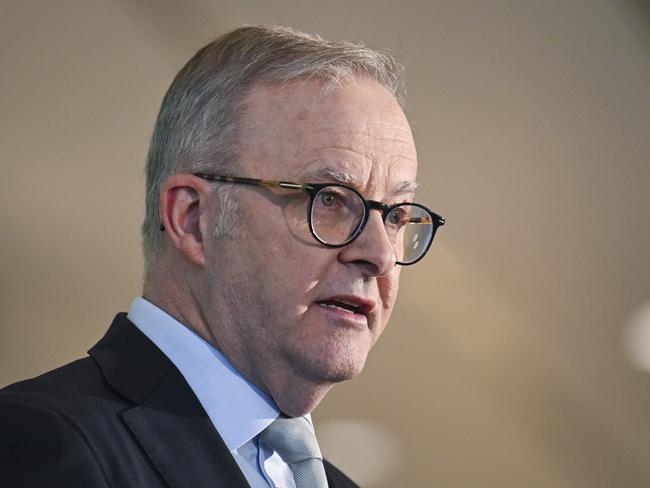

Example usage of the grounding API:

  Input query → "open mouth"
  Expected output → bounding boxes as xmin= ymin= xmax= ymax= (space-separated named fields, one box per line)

xmin=314 ymin=296 xmax=374 ymax=318
xmin=316 ymin=299 xmax=363 ymax=315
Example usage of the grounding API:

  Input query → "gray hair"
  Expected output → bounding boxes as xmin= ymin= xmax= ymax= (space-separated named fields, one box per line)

xmin=142 ymin=24 xmax=405 ymax=278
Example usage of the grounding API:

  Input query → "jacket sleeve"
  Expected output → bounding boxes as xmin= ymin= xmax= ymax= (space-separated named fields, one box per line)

xmin=0 ymin=395 xmax=110 ymax=487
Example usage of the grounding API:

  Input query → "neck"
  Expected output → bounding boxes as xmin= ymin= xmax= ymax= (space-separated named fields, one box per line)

xmin=260 ymin=370 xmax=334 ymax=417
xmin=143 ymin=258 xmax=221 ymax=348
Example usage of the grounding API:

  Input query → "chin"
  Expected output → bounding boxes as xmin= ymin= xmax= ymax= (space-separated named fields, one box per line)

xmin=283 ymin=324 xmax=375 ymax=384
xmin=296 ymin=342 xmax=370 ymax=384
xmin=320 ymin=362 xmax=366 ymax=383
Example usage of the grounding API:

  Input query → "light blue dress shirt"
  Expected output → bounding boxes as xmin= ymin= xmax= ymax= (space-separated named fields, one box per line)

xmin=128 ymin=297 xmax=313 ymax=488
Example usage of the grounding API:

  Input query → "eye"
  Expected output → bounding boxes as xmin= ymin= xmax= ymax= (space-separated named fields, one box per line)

xmin=386 ymin=207 xmax=406 ymax=226
xmin=319 ymin=192 xmax=337 ymax=207
xmin=315 ymin=188 xmax=348 ymax=209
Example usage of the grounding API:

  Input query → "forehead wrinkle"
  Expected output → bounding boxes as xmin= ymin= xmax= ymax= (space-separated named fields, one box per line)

xmin=299 ymin=134 xmax=415 ymax=166
xmin=299 ymin=114 xmax=415 ymax=158
xmin=306 ymin=125 xmax=414 ymax=149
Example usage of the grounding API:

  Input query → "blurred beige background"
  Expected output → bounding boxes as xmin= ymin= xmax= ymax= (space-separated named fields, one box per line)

xmin=2 ymin=1 xmax=649 ymax=487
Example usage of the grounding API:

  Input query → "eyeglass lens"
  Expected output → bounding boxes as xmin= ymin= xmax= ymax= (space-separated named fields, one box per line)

xmin=310 ymin=186 xmax=435 ymax=264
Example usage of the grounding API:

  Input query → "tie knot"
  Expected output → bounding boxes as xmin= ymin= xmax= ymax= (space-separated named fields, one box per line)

xmin=260 ymin=416 xmax=323 ymax=464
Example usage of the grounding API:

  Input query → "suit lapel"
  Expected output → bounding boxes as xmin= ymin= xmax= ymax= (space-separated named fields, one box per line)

xmin=324 ymin=459 xmax=359 ymax=488
xmin=122 ymin=366 xmax=249 ymax=488
xmin=89 ymin=314 xmax=249 ymax=488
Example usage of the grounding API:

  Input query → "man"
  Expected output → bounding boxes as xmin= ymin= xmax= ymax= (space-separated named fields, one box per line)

xmin=0 ymin=25 xmax=444 ymax=487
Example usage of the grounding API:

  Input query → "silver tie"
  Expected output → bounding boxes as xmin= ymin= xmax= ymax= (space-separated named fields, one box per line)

xmin=259 ymin=415 xmax=329 ymax=488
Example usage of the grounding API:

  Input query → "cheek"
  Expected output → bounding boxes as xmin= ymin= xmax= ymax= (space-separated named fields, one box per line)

xmin=259 ymin=246 xmax=340 ymax=315
xmin=378 ymin=270 xmax=401 ymax=313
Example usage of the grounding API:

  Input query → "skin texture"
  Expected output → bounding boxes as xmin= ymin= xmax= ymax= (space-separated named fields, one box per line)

xmin=145 ymin=78 xmax=418 ymax=416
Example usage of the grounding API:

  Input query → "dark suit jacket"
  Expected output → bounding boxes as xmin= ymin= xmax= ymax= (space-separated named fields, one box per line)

xmin=0 ymin=313 xmax=359 ymax=487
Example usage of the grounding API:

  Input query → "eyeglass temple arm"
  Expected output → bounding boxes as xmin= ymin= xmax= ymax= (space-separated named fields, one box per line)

xmin=193 ymin=173 xmax=311 ymax=191
xmin=160 ymin=174 xmax=310 ymax=231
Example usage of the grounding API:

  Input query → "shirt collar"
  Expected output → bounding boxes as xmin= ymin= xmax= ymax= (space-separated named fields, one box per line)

xmin=127 ymin=297 xmax=312 ymax=451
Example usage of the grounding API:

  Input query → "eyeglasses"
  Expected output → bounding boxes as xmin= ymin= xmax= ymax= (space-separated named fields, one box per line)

xmin=193 ymin=173 xmax=445 ymax=265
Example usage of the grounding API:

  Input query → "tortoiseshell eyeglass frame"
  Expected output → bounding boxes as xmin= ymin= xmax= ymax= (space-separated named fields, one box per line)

xmin=161 ymin=173 xmax=445 ymax=265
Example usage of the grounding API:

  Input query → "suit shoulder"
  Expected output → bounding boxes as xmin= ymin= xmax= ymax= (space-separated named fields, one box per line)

xmin=0 ymin=380 xmax=111 ymax=486
xmin=3 ymin=356 xmax=102 ymax=395
xmin=0 ymin=356 xmax=120 ymax=420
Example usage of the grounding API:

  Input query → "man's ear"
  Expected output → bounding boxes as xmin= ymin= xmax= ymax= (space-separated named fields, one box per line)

xmin=159 ymin=173 xmax=213 ymax=267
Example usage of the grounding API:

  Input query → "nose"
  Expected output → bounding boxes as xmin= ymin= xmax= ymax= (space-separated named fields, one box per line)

xmin=337 ymin=210 xmax=396 ymax=276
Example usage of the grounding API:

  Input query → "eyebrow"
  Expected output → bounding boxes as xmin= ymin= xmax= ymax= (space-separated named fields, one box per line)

xmin=303 ymin=167 xmax=357 ymax=186
xmin=396 ymin=180 xmax=419 ymax=194
xmin=301 ymin=167 xmax=419 ymax=195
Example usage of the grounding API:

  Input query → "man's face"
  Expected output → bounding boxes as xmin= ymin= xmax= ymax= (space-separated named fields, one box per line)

xmin=202 ymin=78 xmax=418 ymax=394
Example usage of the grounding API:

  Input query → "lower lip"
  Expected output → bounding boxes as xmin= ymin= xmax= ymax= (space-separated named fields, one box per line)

xmin=314 ymin=303 xmax=368 ymax=328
